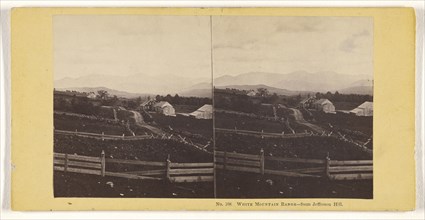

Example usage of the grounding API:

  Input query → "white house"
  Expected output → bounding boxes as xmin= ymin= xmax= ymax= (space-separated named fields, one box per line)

xmin=189 ymin=104 xmax=213 ymax=119
xmin=87 ymin=92 xmax=97 ymax=99
xmin=313 ymin=99 xmax=335 ymax=113
xmin=350 ymin=101 xmax=373 ymax=116
xmin=153 ymin=101 xmax=175 ymax=116
xmin=247 ymin=90 xmax=257 ymax=97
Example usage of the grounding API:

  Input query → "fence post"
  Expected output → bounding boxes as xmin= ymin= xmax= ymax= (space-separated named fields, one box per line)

xmin=64 ymin=153 xmax=68 ymax=173
xmin=100 ymin=150 xmax=105 ymax=177
xmin=325 ymin=152 xmax=331 ymax=179
xmin=223 ymin=150 xmax=227 ymax=170
xmin=102 ymin=132 xmax=104 ymax=141
xmin=260 ymin=148 xmax=265 ymax=175
xmin=165 ymin=154 xmax=171 ymax=182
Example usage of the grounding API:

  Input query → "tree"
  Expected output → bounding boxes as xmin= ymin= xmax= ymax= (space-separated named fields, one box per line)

xmin=325 ymin=91 xmax=332 ymax=99
xmin=315 ymin=92 xmax=321 ymax=99
xmin=173 ymin=94 xmax=180 ymax=104
xmin=257 ymin=88 xmax=269 ymax=97
xmin=97 ymin=90 xmax=109 ymax=100
xmin=127 ymin=100 xmax=137 ymax=109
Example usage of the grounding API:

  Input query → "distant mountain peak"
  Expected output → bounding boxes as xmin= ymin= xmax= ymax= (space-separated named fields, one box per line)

xmin=214 ymin=70 xmax=372 ymax=94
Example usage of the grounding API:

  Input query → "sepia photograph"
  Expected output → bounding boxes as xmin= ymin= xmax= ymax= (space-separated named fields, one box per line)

xmin=53 ymin=15 xmax=214 ymax=198
xmin=213 ymin=16 xmax=374 ymax=198
xmin=7 ymin=6 xmax=420 ymax=214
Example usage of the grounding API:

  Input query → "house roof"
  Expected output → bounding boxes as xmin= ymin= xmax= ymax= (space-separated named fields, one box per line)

xmin=153 ymin=101 xmax=172 ymax=108
xmin=356 ymin=101 xmax=373 ymax=109
xmin=300 ymin=97 xmax=313 ymax=104
xmin=189 ymin=104 xmax=213 ymax=117
xmin=314 ymin=99 xmax=332 ymax=105
xmin=140 ymin=100 xmax=154 ymax=106
xmin=192 ymin=104 xmax=212 ymax=113
xmin=350 ymin=101 xmax=373 ymax=113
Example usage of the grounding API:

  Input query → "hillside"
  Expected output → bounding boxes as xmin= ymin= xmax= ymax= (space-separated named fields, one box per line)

xmin=214 ymin=71 xmax=372 ymax=93
xmin=55 ymin=87 xmax=150 ymax=99
xmin=216 ymin=84 xmax=311 ymax=96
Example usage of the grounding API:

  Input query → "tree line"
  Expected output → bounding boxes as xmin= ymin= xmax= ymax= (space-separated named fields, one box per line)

xmin=155 ymin=94 xmax=212 ymax=106
xmin=314 ymin=91 xmax=373 ymax=103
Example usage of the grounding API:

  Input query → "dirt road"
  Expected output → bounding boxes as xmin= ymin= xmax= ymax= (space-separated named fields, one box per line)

xmin=288 ymin=108 xmax=324 ymax=133
xmin=129 ymin=110 xmax=165 ymax=135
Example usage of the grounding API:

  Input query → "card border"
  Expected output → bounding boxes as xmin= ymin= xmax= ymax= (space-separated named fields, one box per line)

xmin=11 ymin=7 xmax=415 ymax=211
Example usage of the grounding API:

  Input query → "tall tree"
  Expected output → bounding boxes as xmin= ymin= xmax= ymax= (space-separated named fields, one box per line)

xmin=257 ymin=88 xmax=269 ymax=97
xmin=97 ymin=90 xmax=109 ymax=100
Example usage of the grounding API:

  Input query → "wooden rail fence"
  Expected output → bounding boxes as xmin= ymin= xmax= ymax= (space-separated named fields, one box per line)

xmin=215 ymin=128 xmax=373 ymax=156
xmin=215 ymin=149 xmax=372 ymax=181
xmin=55 ymin=129 xmax=152 ymax=140
xmin=215 ymin=128 xmax=311 ymax=138
xmin=54 ymin=151 xmax=213 ymax=183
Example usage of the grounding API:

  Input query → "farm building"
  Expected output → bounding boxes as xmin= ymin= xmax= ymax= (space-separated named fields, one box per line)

xmin=189 ymin=104 xmax=213 ymax=119
xmin=350 ymin=101 xmax=373 ymax=116
xmin=313 ymin=99 xmax=335 ymax=113
xmin=153 ymin=101 xmax=176 ymax=116
xmin=87 ymin=92 xmax=97 ymax=99
xmin=247 ymin=90 xmax=257 ymax=97
xmin=299 ymin=97 xmax=315 ymax=108
xmin=139 ymin=100 xmax=156 ymax=111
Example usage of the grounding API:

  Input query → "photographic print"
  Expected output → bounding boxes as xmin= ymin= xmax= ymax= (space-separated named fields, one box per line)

xmin=53 ymin=15 xmax=214 ymax=198
xmin=10 ymin=7 xmax=417 ymax=211
xmin=213 ymin=16 xmax=374 ymax=198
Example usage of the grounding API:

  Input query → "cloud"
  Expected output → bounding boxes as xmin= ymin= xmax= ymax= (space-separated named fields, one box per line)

xmin=339 ymin=30 xmax=370 ymax=53
xmin=213 ymin=39 xmax=263 ymax=50
xmin=274 ymin=18 xmax=324 ymax=33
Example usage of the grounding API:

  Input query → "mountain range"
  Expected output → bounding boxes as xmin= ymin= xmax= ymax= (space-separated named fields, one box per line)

xmin=55 ymin=71 xmax=373 ymax=98
xmin=214 ymin=71 xmax=372 ymax=94
xmin=55 ymin=87 xmax=151 ymax=99
xmin=55 ymin=73 xmax=210 ymax=96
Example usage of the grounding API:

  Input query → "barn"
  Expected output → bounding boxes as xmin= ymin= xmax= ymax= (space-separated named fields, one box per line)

xmin=247 ymin=90 xmax=256 ymax=97
xmin=139 ymin=99 xmax=156 ymax=111
xmin=153 ymin=101 xmax=176 ymax=116
xmin=350 ymin=101 xmax=373 ymax=116
xmin=313 ymin=99 xmax=335 ymax=113
xmin=189 ymin=104 xmax=213 ymax=119
xmin=87 ymin=92 xmax=97 ymax=99
xmin=299 ymin=97 xmax=315 ymax=108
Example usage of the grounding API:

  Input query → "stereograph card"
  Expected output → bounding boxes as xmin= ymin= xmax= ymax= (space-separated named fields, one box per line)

xmin=10 ymin=7 xmax=416 ymax=211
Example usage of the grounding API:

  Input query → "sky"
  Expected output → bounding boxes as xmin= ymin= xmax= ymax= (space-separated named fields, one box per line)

xmin=54 ymin=15 xmax=373 ymax=82
xmin=212 ymin=16 xmax=373 ymax=78
xmin=53 ymin=15 xmax=212 ymax=81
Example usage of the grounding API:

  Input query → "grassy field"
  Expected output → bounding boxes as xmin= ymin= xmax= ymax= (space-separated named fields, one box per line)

xmin=54 ymin=135 xmax=213 ymax=198
xmin=215 ymin=133 xmax=372 ymax=198
xmin=97 ymin=107 xmax=115 ymax=119
xmin=151 ymin=113 xmax=213 ymax=139
xmin=54 ymin=114 xmax=130 ymax=136
xmin=216 ymin=170 xmax=372 ymax=198
xmin=311 ymin=111 xmax=372 ymax=137
xmin=215 ymin=133 xmax=371 ymax=160
xmin=215 ymin=112 xmax=292 ymax=134
xmin=55 ymin=172 xmax=214 ymax=198
xmin=55 ymin=135 xmax=213 ymax=162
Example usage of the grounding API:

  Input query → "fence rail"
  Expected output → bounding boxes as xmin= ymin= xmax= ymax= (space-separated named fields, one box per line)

xmin=54 ymin=152 xmax=213 ymax=183
xmin=215 ymin=150 xmax=372 ymax=181
xmin=215 ymin=127 xmax=373 ymax=157
xmin=55 ymin=129 xmax=213 ymax=155
xmin=55 ymin=129 xmax=151 ymax=140
xmin=215 ymin=128 xmax=311 ymax=138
